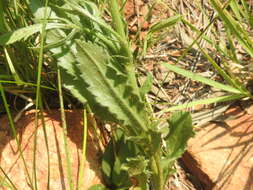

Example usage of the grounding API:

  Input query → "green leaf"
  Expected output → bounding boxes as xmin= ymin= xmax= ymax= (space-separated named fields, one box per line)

xmin=65 ymin=1 xmax=121 ymax=42
xmin=111 ymin=131 xmax=137 ymax=189
xmin=101 ymin=139 xmax=114 ymax=186
xmin=112 ymin=156 xmax=132 ymax=189
xmin=140 ymin=73 xmax=153 ymax=100
xmin=74 ymin=40 xmax=149 ymax=133
xmin=39 ymin=27 xmax=88 ymax=104
xmin=161 ymin=63 xmax=241 ymax=94
xmin=157 ymin=112 xmax=194 ymax=184
xmin=157 ymin=94 xmax=244 ymax=114
xmin=149 ymin=15 xmax=182 ymax=34
xmin=29 ymin=2 xmax=92 ymax=104
xmin=122 ymin=156 xmax=149 ymax=177
xmin=102 ymin=129 xmax=137 ymax=189
xmin=32 ymin=29 xmax=78 ymax=51
xmin=3 ymin=48 xmax=22 ymax=85
xmin=29 ymin=0 xmax=58 ymax=20
xmin=165 ymin=111 xmax=194 ymax=161
xmin=87 ymin=184 xmax=107 ymax=190
xmin=0 ymin=23 xmax=69 ymax=46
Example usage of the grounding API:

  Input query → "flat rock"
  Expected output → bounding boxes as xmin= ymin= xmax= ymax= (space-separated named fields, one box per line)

xmin=182 ymin=106 xmax=253 ymax=190
xmin=0 ymin=110 xmax=102 ymax=190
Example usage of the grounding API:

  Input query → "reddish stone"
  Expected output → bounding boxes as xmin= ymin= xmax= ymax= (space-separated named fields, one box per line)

xmin=0 ymin=110 xmax=102 ymax=190
xmin=182 ymin=106 xmax=253 ymax=190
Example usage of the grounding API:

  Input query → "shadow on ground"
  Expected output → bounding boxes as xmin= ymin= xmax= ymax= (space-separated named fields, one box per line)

xmin=182 ymin=105 xmax=253 ymax=190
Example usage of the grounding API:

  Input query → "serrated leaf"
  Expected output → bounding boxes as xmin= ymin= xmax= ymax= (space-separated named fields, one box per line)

xmin=75 ymin=40 xmax=149 ymax=132
xmin=165 ymin=111 xmax=194 ymax=160
xmin=30 ymin=0 xmax=58 ymax=20
xmin=0 ymin=23 xmax=69 ymax=46
xmin=161 ymin=112 xmax=193 ymax=181
xmin=122 ymin=156 xmax=149 ymax=177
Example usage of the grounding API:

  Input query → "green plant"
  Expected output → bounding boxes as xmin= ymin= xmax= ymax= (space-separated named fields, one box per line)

xmin=0 ymin=0 xmax=194 ymax=189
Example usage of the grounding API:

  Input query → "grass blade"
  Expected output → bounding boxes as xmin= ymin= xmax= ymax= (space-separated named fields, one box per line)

xmin=157 ymin=94 xmax=244 ymax=114
xmin=149 ymin=15 xmax=182 ymax=34
xmin=210 ymin=0 xmax=253 ymax=57
xmin=3 ymin=47 xmax=22 ymax=85
xmin=0 ymin=80 xmax=56 ymax=91
xmin=161 ymin=63 xmax=241 ymax=93
xmin=229 ymin=0 xmax=242 ymax=21
xmin=241 ymin=0 xmax=253 ymax=27
xmin=77 ymin=109 xmax=88 ymax=190
xmin=57 ymin=67 xmax=74 ymax=190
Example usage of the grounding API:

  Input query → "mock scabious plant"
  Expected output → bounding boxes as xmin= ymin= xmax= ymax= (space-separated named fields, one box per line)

xmin=31 ymin=1 xmax=194 ymax=190
xmin=0 ymin=0 xmax=194 ymax=190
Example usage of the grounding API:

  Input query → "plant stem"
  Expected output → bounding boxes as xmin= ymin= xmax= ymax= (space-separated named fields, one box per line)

xmin=57 ymin=68 xmax=74 ymax=190
xmin=155 ymin=153 xmax=163 ymax=190
xmin=150 ymin=157 xmax=159 ymax=190
xmin=33 ymin=1 xmax=49 ymax=188
xmin=77 ymin=109 xmax=88 ymax=190
xmin=150 ymin=150 xmax=163 ymax=190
